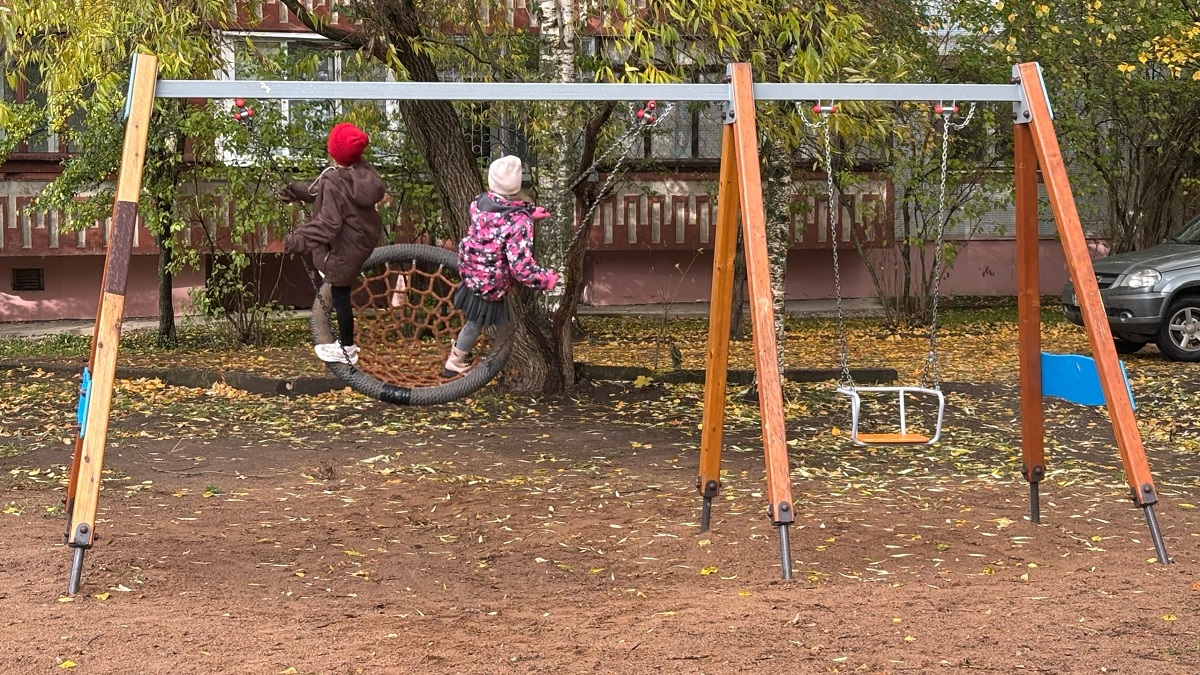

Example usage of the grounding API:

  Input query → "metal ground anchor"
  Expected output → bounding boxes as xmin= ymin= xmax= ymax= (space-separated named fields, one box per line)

xmin=699 ymin=480 xmax=720 ymax=533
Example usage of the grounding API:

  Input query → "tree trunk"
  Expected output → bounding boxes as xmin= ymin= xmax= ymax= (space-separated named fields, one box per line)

xmin=531 ymin=0 xmax=581 ymax=392
xmin=535 ymin=0 xmax=577 ymax=277
xmin=729 ymin=226 xmax=748 ymax=340
xmin=157 ymin=230 xmax=177 ymax=346
xmin=761 ymin=138 xmax=791 ymax=376
xmin=282 ymin=0 xmax=483 ymax=239
xmin=396 ymin=100 xmax=481 ymax=240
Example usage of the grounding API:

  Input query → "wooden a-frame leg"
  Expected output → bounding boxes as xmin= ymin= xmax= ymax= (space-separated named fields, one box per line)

xmin=730 ymin=63 xmax=796 ymax=579
xmin=1016 ymin=62 xmax=1168 ymax=564
xmin=697 ymin=122 xmax=741 ymax=534
xmin=696 ymin=64 xmax=796 ymax=580
xmin=65 ymin=53 xmax=159 ymax=594
xmin=1014 ymin=122 xmax=1046 ymax=524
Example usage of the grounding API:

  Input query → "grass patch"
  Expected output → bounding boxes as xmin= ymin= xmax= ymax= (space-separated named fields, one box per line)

xmin=0 ymin=443 xmax=32 ymax=459
xmin=0 ymin=301 xmax=1077 ymax=362
xmin=0 ymin=317 xmax=315 ymax=359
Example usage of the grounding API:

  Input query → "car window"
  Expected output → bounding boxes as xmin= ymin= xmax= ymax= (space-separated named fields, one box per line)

xmin=1175 ymin=212 xmax=1200 ymax=244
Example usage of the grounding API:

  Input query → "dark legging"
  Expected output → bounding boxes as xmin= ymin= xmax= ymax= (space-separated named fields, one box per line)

xmin=330 ymin=285 xmax=355 ymax=346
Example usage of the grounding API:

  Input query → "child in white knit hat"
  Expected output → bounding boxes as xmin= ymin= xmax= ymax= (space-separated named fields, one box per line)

xmin=442 ymin=155 xmax=558 ymax=377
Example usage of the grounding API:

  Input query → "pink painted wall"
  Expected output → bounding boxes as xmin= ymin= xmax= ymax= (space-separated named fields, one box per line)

xmin=584 ymin=239 xmax=1079 ymax=306
xmin=0 ymin=255 xmax=203 ymax=321
xmin=0 ymin=241 xmax=1097 ymax=321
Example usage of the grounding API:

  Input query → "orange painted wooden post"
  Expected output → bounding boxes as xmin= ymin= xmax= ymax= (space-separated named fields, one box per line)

xmin=65 ymin=53 xmax=160 ymax=594
xmin=695 ymin=64 xmax=795 ymax=579
xmin=696 ymin=121 xmax=740 ymax=532
xmin=1016 ymin=62 xmax=1168 ymax=563
xmin=1013 ymin=122 xmax=1046 ymax=522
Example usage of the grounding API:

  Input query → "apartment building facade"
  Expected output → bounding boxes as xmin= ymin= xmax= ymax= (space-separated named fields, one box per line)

xmin=1 ymin=0 xmax=1081 ymax=322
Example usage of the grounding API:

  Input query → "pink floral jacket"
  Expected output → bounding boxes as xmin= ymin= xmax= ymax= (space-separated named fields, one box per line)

xmin=457 ymin=193 xmax=556 ymax=301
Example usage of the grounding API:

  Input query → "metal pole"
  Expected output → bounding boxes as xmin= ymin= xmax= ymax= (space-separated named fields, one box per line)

xmin=154 ymin=79 xmax=1025 ymax=103
xmin=778 ymin=525 xmax=793 ymax=581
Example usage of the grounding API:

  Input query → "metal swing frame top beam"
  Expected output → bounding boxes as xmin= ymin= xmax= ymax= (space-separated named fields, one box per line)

xmin=62 ymin=55 xmax=1166 ymax=595
xmin=155 ymin=78 xmax=1023 ymax=104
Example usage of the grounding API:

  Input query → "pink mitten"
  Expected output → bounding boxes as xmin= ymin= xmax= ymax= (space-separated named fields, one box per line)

xmin=544 ymin=271 xmax=560 ymax=291
xmin=531 ymin=206 xmax=551 ymax=220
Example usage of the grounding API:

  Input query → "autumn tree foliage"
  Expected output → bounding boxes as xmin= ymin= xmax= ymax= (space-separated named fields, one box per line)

xmin=949 ymin=0 xmax=1200 ymax=251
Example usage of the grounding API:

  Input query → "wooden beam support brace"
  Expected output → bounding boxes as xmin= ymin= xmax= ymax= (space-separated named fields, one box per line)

xmin=697 ymin=122 xmax=741 ymax=511
xmin=65 ymin=53 xmax=158 ymax=591
xmin=727 ymin=63 xmax=795 ymax=527
xmin=1016 ymin=62 xmax=1159 ymax=508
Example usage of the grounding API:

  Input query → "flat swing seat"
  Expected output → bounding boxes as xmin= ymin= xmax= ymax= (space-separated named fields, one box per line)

xmin=836 ymin=385 xmax=946 ymax=447
xmin=854 ymin=432 xmax=932 ymax=445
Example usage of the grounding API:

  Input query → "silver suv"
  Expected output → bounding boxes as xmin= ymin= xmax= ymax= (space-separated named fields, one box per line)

xmin=1062 ymin=212 xmax=1200 ymax=361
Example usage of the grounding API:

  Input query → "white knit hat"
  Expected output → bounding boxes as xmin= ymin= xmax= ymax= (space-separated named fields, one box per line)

xmin=488 ymin=155 xmax=523 ymax=197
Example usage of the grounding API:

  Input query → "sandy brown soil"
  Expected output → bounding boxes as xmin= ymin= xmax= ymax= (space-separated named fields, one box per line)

xmin=2 ymin=371 xmax=1199 ymax=675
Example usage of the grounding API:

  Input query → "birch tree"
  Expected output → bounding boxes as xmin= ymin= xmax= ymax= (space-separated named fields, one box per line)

xmin=612 ymin=0 xmax=911 ymax=376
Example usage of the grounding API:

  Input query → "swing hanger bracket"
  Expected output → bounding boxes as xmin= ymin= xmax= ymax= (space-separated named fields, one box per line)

xmin=722 ymin=99 xmax=736 ymax=124
xmin=1011 ymin=63 xmax=1053 ymax=124
xmin=811 ymin=102 xmax=837 ymax=116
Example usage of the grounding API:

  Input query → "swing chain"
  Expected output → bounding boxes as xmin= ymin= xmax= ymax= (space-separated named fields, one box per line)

xmin=565 ymin=100 xmax=675 ymax=194
xmin=923 ymin=102 xmax=976 ymax=389
xmin=800 ymin=102 xmax=852 ymax=384
xmin=570 ymin=100 xmax=676 ymax=241
xmin=530 ymin=101 xmax=675 ymax=314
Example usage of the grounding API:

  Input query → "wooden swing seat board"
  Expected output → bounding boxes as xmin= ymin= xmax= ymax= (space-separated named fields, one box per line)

xmin=855 ymin=432 xmax=933 ymax=445
xmin=836 ymin=385 xmax=945 ymax=447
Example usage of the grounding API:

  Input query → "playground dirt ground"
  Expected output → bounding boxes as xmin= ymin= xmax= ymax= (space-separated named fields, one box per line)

xmin=4 ymin=306 xmax=1200 ymax=675
xmin=2 ymin=365 xmax=1200 ymax=675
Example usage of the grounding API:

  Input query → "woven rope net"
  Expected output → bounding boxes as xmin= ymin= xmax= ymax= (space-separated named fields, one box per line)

xmin=310 ymin=244 xmax=513 ymax=406
xmin=333 ymin=260 xmax=491 ymax=388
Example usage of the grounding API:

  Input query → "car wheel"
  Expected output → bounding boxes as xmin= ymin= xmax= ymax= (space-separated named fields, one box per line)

xmin=1154 ymin=296 xmax=1200 ymax=362
xmin=1113 ymin=338 xmax=1147 ymax=354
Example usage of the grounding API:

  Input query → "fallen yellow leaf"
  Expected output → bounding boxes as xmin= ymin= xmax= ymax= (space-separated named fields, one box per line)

xmin=700 ymin=566 xmax=718 ymax=576
xmin=1163 ymin=613 xmax=1177 ymax=621
xmin=58 ymin=661 xmax=77 ymax=669
xmin=94 ymin=592 xmax=110 ymax=601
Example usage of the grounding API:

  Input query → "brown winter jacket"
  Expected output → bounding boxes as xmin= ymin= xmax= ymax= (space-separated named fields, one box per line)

xmin=282 ymin=162 xmax=387 ymax=287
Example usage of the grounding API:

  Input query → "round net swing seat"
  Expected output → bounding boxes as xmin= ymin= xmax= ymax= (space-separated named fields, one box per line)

xmin=310 ymin=244 xmax=515 ymax=406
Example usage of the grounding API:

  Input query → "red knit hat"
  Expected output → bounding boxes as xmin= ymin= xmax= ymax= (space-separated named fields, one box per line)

xmin=327 ymin=122 xmax=369 ymax=166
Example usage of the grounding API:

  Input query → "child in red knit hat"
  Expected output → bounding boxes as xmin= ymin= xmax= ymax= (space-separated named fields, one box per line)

xmin=280 ymin=122 xmax=386 ymax=365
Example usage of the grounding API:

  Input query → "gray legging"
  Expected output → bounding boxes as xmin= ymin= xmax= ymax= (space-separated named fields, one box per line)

xmin=455 ymin=320 xmax=483 ymax=354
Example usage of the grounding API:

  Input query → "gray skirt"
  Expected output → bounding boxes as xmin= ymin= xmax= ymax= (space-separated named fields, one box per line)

xmin=453 ymin=285 xmax=510 ymax=327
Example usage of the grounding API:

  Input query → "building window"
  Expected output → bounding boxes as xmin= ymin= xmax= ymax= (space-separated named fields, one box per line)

xmin=12 ymin=268 xmax=45 ymax=291
xmin=226 ymin=35 xmax=394 ymax=162
xmin=0 ymin=55 xmax=82 ymax=155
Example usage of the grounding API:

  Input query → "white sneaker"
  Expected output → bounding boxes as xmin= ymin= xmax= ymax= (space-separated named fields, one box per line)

xmin=315 ymin=341 xmax=360 ymax=365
